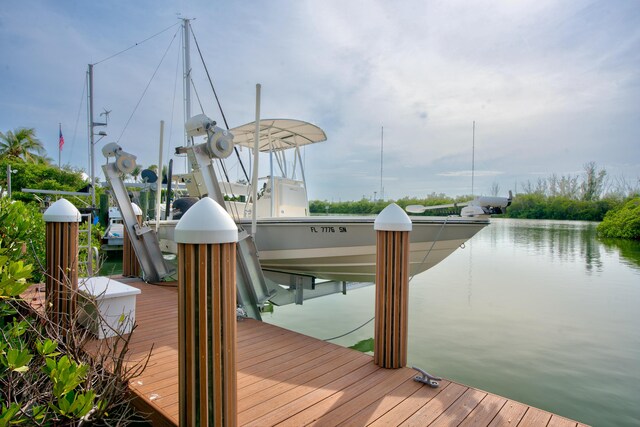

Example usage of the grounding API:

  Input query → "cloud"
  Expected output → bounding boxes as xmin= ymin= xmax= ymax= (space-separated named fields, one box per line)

xmin=1 ymin=0 xmax=639 ymax=200
xmin=438 ymin=170 xmax=505 ymax=178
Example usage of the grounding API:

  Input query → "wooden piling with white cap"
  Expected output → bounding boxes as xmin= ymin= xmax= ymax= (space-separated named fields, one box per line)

xmin=174 ymin=197 xmax=238 ymax=426
xmin=122 ymin=202 xmax=142 ymax=278
xmin=374 ymin=203 xmax=412 ymax=369
xmin=43 ymin=198 xmax=81 ymax=331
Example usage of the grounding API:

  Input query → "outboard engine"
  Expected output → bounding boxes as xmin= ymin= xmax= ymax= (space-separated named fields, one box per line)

xmin=172 ymin=197 xmax=199 ymax=220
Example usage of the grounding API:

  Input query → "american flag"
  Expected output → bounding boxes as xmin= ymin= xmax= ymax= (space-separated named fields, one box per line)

xmin=59 ymin=125 xmax=64 ymax=150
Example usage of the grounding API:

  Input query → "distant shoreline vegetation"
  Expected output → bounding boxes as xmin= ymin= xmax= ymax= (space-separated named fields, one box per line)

xmin=597 ymin=197 xmax=640 ymax=240
xmin=1 ymin=127 xmax=637 ymax=240
xmin=310 ymin=162 xmax=640 ymax=240
xmin=310 ymin=194 xmax=622 ymax=221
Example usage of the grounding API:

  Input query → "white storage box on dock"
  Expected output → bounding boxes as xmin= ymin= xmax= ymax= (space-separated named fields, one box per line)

xmin=78 ymin=277 xmax=141 ymax=339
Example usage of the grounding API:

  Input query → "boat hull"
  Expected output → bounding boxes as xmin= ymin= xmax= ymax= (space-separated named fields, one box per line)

xmin=157 ymin=216 xmax=488 ymax=282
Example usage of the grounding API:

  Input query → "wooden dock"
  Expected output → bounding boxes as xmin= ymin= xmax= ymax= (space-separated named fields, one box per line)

xmin=25 ymin=279 xmax=588 ymax=426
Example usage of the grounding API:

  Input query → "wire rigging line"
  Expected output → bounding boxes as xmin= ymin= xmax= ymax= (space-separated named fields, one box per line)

xmin=68 ymin=73 xmax=87 ymax=166
xmin=93 ymin=22 xmax=181 ymax=66
xmin=188 ymin=72 xmax=239 ymax=212
xmin=190 ymin=27 xmax=250 ymax=183
xmin=190 ymin=79 xmax=206 ymax=115
xmin=166 ymin=32 xmax=182 ymax=167
xmin=409 ymin=217 xmax=449 ymax=283
xmin=190 ymin=27 xmax=229 ymax=130
xmin=116 ymin=27 xmax=180 ymax=144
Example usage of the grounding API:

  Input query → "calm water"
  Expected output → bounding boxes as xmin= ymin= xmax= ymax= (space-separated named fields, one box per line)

xmin=263 ymin=219 xmax=640 ymax=427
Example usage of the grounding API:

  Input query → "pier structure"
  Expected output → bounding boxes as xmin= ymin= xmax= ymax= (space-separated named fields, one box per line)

xmin=28 ymin=198 xmax=589 ymax=426
xmin=26 ymin=279 xmax=583 ymax=426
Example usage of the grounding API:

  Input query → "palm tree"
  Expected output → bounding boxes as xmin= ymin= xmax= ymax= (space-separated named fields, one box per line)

xmin=131 ymin=166 xmax=142 ymax=182
xmin=0 ymin=127 xmax=48 ymax=163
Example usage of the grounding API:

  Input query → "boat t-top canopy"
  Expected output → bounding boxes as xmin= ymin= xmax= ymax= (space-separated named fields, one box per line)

xmin=230 ymin=119 xmax=326 ymax=152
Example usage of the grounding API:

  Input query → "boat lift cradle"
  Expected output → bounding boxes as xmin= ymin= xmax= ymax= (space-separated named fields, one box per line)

xmin=175 ymin=116 xmax=357 ymax=307
xmin=102 ymin=143 xmax=174 ymax=283
xmin=101 ymin=125 xmax=276 ymax=320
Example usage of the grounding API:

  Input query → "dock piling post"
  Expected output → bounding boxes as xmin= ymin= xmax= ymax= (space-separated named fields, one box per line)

xmin=99 ymin=193 xmax=109 ymax=227
xmin=122 ymin=202 xmax=142 ymax=278
xmin=43 ymin=198 xmax=81 ymax=332
xmin=139 ymin=190 xmax=148 ymax=221
xmin=175 ymin=197 xmax=238 ymax=426
xmin=374 ymin=203 xmax=412 ymax=369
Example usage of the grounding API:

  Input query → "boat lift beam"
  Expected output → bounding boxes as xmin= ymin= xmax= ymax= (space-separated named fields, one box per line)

xmin=177 ymin=119 xmax=277 ymax=319
xmin=101 ymin=144 xmax=174 ymax=283
xmin=263 ymin=270 xmax=372 ymax=306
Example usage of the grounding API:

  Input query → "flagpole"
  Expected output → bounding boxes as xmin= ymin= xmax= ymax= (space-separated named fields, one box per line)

xmin=58 ymin=123 xmax=62 ymax=168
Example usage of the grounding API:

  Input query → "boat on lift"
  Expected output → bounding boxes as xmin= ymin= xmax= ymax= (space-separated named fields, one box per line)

xmin=154 ymin=116 xmax=510 ymax=283
xmin=99 ymin=18 xmax=511 ymax=286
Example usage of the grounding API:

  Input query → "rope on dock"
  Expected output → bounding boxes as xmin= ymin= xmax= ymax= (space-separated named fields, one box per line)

xmin=323 ymin=218 xmax=450 ymax=342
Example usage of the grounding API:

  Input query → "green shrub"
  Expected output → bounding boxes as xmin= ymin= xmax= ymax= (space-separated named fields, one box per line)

xmin=0 ymin=199 xmax=45 ymax=282
xmin=0 ymin=246 xmax=148 ymax=425
xmin=597 ymin=197 xmax=640 ymax=240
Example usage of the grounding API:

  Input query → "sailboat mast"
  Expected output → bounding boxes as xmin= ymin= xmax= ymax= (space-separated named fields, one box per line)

xmin=183 ymin=18 xmax=192 ymax=147
xmin=88 ymin=64 xmax=96 ymax=208
xmin=380 ymin=126 xmax=384 ymax=201
xmin=471 ymin=121 xmax=475 ymax=196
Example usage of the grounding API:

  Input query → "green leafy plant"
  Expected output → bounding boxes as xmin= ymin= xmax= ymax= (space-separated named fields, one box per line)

xmin=349 ymin=337 xmax=375 ymax=353
xmin=0 ymin=246 xmax=149 ymax=425
xmin=597 ymin=197 xmax=640 ymax=240
xmin=0 ymin=199 xmax=45 ymax=282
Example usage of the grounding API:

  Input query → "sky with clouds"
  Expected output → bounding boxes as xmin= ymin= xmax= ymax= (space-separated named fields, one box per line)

xmin=1 ymin=0 xmax=639 ymax=201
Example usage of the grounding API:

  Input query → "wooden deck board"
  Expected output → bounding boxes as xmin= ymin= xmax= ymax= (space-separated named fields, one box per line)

xmin=458 ymin=394 xmax=507 ymax=427
xmin=429 ymin=388 xmax=487 ymax=426
xmin=238 ymin=348 xmax=367 ymax=415
xmin=340 ymin=376 xmax=424 ymax=426
xmin=24 ymin=279 xmax=587 ymax=426
xmin=488 ymin=400 xmax=529 ymax=427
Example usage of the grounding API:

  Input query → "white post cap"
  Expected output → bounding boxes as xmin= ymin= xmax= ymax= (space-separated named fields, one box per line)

xmin=174 ymin=197 xmax=238 ymax=244
xmin=374 ymin=203 xmax=412 ymax=232
xmin=131 ymin=203 xmax=143 ymax=216
xmin=43 ymin=198 xmax=81 ymax=223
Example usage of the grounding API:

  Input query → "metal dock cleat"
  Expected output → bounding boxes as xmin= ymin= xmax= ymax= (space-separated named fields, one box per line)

xmin=412 ymin=366 xmax=442 ymax=388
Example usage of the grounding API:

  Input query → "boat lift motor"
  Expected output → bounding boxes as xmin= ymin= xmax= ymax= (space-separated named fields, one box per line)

xmin=174 ymin=114 xmax=236 ymax=200
xmin=102 ymin=142 xmax=138 ymax=175
xmin=184 ymin=113 xmax=234 ymax=159
xmin=179 ymin=114 xmax=277 ymax=320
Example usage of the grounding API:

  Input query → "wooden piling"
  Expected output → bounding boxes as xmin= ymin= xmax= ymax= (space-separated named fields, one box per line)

xmin=174 ymin=197 xmax=238 ymax=426
xmin=139 ymin=190 xmax=148 ymax=221
xmin=374 ymin=203 xmax=412 ymax=369
xmin=43 ymin=198 xmax=81 ymax=332
xmin=122 ymin=203 xmax=142 ymax=278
